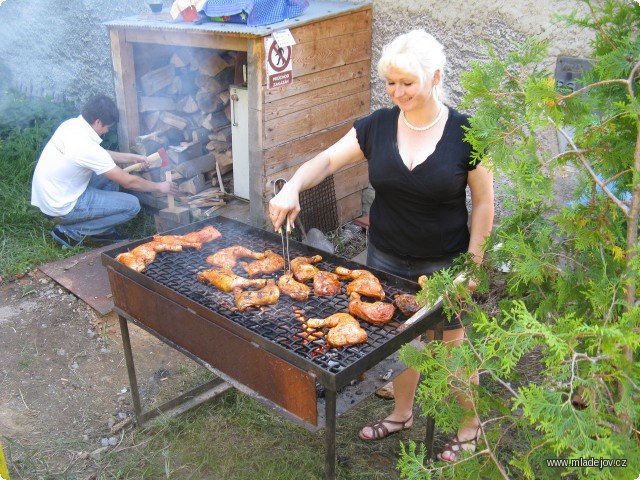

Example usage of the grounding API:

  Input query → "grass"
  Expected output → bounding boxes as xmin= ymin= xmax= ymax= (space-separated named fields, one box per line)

xmin=0 ymin=93 xmax=156 ymax=282
xmin=92 ymin=388 xmax=411 ymax=479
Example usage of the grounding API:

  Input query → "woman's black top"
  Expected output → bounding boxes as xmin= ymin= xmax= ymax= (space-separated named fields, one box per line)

xmin=354 ymin=106 xmax=477 ymax=259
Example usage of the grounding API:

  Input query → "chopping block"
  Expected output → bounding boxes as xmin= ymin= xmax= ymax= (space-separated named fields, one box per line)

xmin=158 ymin=170 xmax=190 ymax=227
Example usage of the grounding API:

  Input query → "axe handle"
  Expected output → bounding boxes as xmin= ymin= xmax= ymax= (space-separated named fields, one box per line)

xmin=122 ymin=151 xmax=164 ymax=173
xmin=123 ymin=162 xmax=144 ymax=173
xmin=166 ymin=171 xmax=175 ymax=210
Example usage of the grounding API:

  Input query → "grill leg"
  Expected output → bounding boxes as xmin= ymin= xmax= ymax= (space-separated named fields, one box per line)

xmin=118 ymin=315 xmax=143 ymax=423
xmin=324 ymin=387 xmax=337 ymax=480
xmin=425 ymin=319 xmax=444 ymax=461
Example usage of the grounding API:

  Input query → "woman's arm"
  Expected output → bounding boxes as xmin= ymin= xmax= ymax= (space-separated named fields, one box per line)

xmin=467 ymin=164 xmax=495 ymax=265
xmin=269 ymin=127 xmax=365 ymax=231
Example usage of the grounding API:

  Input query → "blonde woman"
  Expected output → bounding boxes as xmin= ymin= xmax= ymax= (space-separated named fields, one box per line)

xmin=269 ymin=29 xmax=494 ymax=461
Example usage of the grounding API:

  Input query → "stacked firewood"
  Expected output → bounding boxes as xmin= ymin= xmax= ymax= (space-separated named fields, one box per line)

xmin=131 ymin=48 xmax=240 ymax=220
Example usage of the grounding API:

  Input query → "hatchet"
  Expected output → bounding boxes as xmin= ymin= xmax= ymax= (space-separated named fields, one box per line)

xmin=123 ymin=147 xmax=171 ymax=173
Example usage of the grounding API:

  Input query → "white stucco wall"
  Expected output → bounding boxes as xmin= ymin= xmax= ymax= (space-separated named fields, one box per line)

xmin=363 ymin=0 xmax=592 ymax=109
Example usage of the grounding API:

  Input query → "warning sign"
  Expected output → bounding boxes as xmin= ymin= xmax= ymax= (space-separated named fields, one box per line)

xmin=265 ymin=37 xmax=293 ymax=89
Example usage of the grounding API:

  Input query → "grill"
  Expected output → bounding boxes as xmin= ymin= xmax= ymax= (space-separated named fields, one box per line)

xmin=102 ymin=216 xmax=444 ymax=479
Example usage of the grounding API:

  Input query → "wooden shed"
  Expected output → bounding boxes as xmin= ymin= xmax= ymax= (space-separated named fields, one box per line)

xmin=105 ymin=1 xmax=372 ymax=229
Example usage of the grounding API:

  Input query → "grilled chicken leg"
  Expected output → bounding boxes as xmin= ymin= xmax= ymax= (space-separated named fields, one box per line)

xmin=348 ymin=292 xmax=395 ymax=325
xmin=198 ymin=267 xmax=267 ymax=292
xmin=290 ymin=255 xmax=323 ymax=282
xmin=335 ymin=266 xmax=385 ymax=300
xmin=278 ymin=272 xmax=311 ymax=301
xmin=116 ymin=241 xmax=183 ymax=272
xmin=206 ymin=246 xmax=266 ymax=269
xmin=233 ymin=279 xmax=280 ymax=311
xmin=313 ymin=270 xmax=341 ymax=296
xmin=239 ymin=250 xmax=285 ymax=277
xmin=306 ymin=313 xmax=368 ymax=347
xmin=153 ymin=225 xmax=221 ymax=248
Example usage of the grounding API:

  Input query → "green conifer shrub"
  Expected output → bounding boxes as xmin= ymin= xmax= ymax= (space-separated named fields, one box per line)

xmin=398 ymin=2 xmax=640 ymax=478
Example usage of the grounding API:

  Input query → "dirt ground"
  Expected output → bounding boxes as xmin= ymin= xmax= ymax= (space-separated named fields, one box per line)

xmin=0 ymin=266 xmax=200 ymax=479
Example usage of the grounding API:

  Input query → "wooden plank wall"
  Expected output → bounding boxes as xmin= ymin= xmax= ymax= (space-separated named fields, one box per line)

xmin=261 ymin=7 xmax=372 ymax=227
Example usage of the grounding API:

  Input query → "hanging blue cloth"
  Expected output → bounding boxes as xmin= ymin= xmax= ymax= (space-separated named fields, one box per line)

xmin=203 ymin=0 xmax=309 ymax=26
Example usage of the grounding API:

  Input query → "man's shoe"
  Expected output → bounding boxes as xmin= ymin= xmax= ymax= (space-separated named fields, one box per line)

xmin=51 ymin=227 xmax=85 ymax=248
xmin=90 ymin=230 xmax=129 ymax=244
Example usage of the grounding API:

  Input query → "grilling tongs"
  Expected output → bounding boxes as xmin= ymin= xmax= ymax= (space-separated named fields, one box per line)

xmin=273 ymin=178 xmax=291 ymax=273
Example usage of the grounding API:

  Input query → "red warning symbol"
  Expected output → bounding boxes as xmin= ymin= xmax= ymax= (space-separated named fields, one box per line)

xmin=267 ymin=41 xmax=292 ymax=72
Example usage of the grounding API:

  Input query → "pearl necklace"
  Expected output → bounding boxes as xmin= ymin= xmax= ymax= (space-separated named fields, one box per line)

xmin=401 ymin=104 xmax=444 ymax=132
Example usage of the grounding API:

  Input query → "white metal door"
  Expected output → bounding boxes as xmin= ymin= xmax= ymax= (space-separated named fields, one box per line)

xmin=230 ymin=85 xmax=249 ymax=200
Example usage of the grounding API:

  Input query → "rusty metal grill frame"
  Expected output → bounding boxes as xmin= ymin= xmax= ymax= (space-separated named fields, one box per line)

xmin=102 ymin=217 xmax=441 ymax=390
xmin=102 ymin=216 xmax=445 ymax=478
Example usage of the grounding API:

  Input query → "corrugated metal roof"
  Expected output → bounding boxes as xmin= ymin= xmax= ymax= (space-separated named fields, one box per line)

xmin=104 ymin=1 xmax=370 ymax=37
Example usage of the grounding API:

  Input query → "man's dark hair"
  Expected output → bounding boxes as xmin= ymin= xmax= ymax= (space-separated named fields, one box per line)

xmin=81 ymin=95 xmax=119 ymax=126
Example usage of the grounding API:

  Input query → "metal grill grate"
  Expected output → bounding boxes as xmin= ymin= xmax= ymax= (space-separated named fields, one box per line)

xmin=297 ymin=176 xmax=340 ymax=233
xmin=115 ymin=218 xmax=416 ymax=375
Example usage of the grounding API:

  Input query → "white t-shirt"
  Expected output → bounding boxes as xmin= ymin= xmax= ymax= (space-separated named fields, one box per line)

xmin=31 ymin=115 xmax=117 ymax=216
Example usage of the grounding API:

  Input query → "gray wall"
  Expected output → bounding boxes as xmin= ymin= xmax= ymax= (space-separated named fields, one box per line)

xmin=0 ymin=0 xmax=591 ymax=110
xmin=0 ymin=0 xmax=171 ymax=104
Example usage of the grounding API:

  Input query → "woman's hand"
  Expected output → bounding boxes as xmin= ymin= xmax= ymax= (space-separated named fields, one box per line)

xmin=269 ymin=181 xmax=300 ymax=232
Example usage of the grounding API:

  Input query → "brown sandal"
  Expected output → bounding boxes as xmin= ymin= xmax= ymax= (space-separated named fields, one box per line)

xmin=436 ymin=427 xmax=480 ymax=462
xmin=359 ymin=414 xmax=413 ymax=441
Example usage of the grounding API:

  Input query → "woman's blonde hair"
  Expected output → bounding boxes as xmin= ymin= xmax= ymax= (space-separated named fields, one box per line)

xmin=377 ymin=29 xmax=446 ymax=101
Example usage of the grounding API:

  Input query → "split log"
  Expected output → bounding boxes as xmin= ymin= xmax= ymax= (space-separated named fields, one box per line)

xmin=211 ymin=126 xmax=232 ymax=143
xmin=178 ymin=174 xmax=207 ymax=195
xmin=170 ymin=51 xmax=189 ymax=68
xmin=175 ymin=152 xmax=216 ymax=178
xmin=166 ymin=142 xmax=204 ymax=164
xmin=140 ymin=64 xmax=175 ymax=96
xmin=192 ymin=51 xmax=229 ymax=77
xmin=178 ymin=95 xmax=199 ymax=114
xmin=139 ymin=96 xmax=176 ymax=112
xmin=215 ymin=150 xmax=233 ymax=175
xmin=202 ymin=111 xmax=229 ymax=131
xmin=192 ymin=127 xmax=211 ymax=143
xmin=196 ymin=91 xmax=224 ymax=114
xmin=143 ymin=111 xmax=161 ymax=131
xmin=205 ymin=140 xmax=231 ymax=153
xmin=196 ymin=75 xmax=224 ymax=93
xmin=160 ymin=112 xmax=188 ymax=130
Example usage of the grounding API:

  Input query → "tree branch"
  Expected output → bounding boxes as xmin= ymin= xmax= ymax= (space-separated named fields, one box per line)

xmin=555 ymin=122 xmax=630 ymax=215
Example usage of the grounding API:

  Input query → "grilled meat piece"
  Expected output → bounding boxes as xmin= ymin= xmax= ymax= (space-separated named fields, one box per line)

xmin=307 ymin=313 xmax=368 ymax=347
xmin=206 ymin=246 xmax=266 ymax=269
xmin=197 ymin=266 xmax=267 ymax=292
xmin=348 ymin=292 xmax=395 ymax=325
xmin=290 ymin=255 xmax=323 ymax=282
xmin=393 ymin=293 xmax=421 ymax=317
xmin=233 ymin=279 xmax=280 ymax=311
xmin=313 ymin=270 xmax=341 ymax=296
xmin=278 ymin=272 xmax=311 ymax=301
xmin=152 ymin=225 xmax=221 ymax=248
xmin=335 ymin=266 xmax=385 ymax=300
xmin=239 ymin=250 xmax=285 ymax=277
xmin=116 ymin=241 xmax=183 ymax=272
xmin=116 ymin=226 xmax=221 ymax=272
